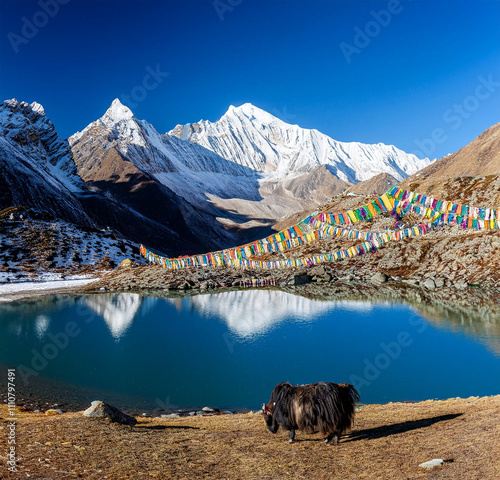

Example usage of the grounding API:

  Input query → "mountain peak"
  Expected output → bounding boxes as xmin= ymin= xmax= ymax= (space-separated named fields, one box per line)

xmin=30 ymin=101 xmax=45 ymax=116
xmin=223 ymin=103 xmax=281 ymax=125
xmin=228 ymin=103 xmax=266 ymax=115
xmin=4 ymin=98 xmax=21 ymax=109
xmin=103 ymin=99 xmax=134 ymax=122
xmin=234 ymin=102 xmax=257 ymax=111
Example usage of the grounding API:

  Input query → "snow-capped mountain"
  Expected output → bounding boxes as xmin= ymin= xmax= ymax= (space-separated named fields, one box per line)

xmin=169 ymin=103 xmax=430 ymax=184
xmin=0 ymin=99 xmax=94 ymax=227
xmin=1 ymin=97 xmax=432 ymax=260
xmin=71 ymin=99 xmax=260 ymax=209
xmin=0 ymin=99 xmax=86 ymax=192
xmin=70 ymin=99 xmax=264 ymax=253
xmin=0 ymin=99 xmax=220 ymax=257
xmin=69 ymin=99 xmax=431 ymax=252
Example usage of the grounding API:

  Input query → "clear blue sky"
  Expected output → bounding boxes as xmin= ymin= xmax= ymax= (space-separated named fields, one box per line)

xmin=1 ymin=0 xmax=499 ymax=159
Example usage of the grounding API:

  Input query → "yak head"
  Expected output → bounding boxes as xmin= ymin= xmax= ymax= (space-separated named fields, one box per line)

xmin=262 ymin=402 xmax=279 ymax=434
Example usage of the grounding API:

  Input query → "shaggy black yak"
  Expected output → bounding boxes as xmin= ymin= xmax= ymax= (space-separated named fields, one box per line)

xmin=262 ymin=382 xmax=359 ymax=445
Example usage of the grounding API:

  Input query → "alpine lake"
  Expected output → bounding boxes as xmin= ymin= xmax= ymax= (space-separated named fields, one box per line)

xmin=1 ymin=287 xmax=499 ymax=414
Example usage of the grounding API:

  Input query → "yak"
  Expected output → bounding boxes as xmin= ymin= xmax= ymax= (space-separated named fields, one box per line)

xmin=262 ymin=382 xmax=359 ymax=445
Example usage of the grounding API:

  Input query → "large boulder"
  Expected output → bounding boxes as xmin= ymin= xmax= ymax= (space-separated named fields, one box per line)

xmin=83 ymin=401 xmax=137 ymax=426
xmin=370 ymin=272 xmax=387 ymax=285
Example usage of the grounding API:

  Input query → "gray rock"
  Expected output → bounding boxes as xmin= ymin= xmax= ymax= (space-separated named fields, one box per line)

xmin=313 ymin=272 xmax=332 ymax=283
xmin=371 ymin=272 xmax=387 ymax=285
xmin=309 ymin=266 xmax=326 ymax=277
xmin=202 ymin=406 xmax=219 ymax=413
xmin=161 ymin=413 xmax=180 ymax=418
xmin=339 ymin=274 xmax=354 ymax=282
xmin=434 ymin=278 xmax=445 ymax=288
xmin=454 ymin=279 xmax=468 ymax=289
xmin=423 ymin=278 xmax=436 ymax=290
xmin=83 ymin=401 xmax=137 ymax=426
xmin=419 ymin=459 xmax=445 ymax=469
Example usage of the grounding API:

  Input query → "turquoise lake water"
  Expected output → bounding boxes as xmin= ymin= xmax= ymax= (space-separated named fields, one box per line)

xmin=0 ymin=290 xmax=499 ymax=412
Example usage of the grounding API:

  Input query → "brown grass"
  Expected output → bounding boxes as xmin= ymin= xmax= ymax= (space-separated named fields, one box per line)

xmin=1 ymin=396 xmax=499 ymax=479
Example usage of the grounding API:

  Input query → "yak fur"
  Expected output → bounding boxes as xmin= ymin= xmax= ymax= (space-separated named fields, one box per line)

xmin=263 ymin=382 xmax=359 ymax=445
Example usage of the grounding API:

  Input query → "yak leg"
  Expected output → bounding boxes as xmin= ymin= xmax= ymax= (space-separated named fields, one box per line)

xmin=325 ymin=430 xmax=341 ymax=445
xmin=288 ymin=430 xmax=296 ymax=443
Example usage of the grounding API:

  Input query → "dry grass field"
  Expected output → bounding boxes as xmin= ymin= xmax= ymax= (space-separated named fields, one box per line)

xmin=1 ymin=395 xmax=499 ymax=479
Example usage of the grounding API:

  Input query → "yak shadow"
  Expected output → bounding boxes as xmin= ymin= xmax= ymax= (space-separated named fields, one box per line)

xmin=134 ymin=424 xmax=200 ymax=431
xmin=292 ymin=413 xmax=463 ymax=443
xmin=344 ymin=413 xmax=463 ymax=442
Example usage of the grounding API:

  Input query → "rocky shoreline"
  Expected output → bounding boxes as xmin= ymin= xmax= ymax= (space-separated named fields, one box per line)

xmin=80 ymin=226 xmax=500 ymax=302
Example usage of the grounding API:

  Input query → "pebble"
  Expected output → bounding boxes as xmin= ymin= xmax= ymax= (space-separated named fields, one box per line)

xmin=45 ymin=409 xmax=63 ymax=415
xmin=434 ymin=278 xmax=445 ymax=288
xmin=423 ymin=278 xmax=436 ymax=290
xmin=370 ymin=272 xmax=387 ymax=285
xmin=419 ymin=459 xmax=445 ymax=469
